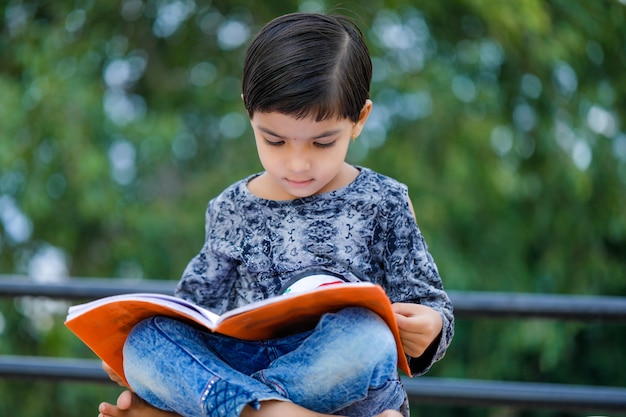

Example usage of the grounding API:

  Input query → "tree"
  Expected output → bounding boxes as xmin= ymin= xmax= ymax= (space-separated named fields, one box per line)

xmin=1 ymin=1 xmax=625 ymax=416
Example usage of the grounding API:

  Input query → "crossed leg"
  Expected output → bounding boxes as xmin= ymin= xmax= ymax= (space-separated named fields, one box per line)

xmin=98 ymin=390 xmax=404 ymax=417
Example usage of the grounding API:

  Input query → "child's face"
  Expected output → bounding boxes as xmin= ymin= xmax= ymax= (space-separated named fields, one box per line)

xmin=249 ymin=104 xmax=370 ymax=200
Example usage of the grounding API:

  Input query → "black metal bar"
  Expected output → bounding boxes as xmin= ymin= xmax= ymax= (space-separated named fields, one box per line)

xmin=0 ymin=356 xmax=107 ymax=382
xmin=449 ymin=291 xmax=626 ymax=321
xmin=1 ymin=355 xmax=625 ymax=412
xmin=2 ymin=275 xmax=626 ymax=321
xmin=0 ymin=275 xmax=175 ymax=299
xmin=401 ymin=376 xmax=626 ymax=412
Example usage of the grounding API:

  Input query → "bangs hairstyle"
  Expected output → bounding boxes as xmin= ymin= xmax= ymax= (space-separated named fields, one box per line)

xmin=242 ymin=13 xmax=372 ymax=122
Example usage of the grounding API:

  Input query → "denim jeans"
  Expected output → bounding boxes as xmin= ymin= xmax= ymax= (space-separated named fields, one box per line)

xmin=123 ymin=307 xmax=409 ymax=417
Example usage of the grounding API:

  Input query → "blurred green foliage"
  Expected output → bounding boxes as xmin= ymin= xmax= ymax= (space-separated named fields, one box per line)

xmin=1 ymin=0 xmax=625 ymax=416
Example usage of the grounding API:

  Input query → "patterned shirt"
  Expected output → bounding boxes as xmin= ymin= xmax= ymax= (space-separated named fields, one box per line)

xmin=175 ymin=166 xmax=454 ymax=374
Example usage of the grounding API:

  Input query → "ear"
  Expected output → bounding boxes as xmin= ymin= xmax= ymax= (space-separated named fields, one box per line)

xmin=353 ymin=99 xmax=373 ymax=138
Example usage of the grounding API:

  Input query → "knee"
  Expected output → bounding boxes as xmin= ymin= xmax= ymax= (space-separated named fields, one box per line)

xmin=333 ymin=307 xmax=398 ymax=365
xmin=123 ymin=316 xmax=182 ymax=369
xmin=124 ymin=317 xmax=158 ymax=356
xmin=123 ymin=317 xmax=185 ymax=393
xmin=123 ymin=317 xmax=159 ymax=372
xmin=335 ymin=307 xmax=396 ymax=341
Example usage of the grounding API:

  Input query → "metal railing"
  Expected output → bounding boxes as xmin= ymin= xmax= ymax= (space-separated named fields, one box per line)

xmin=1 ymin=274 xmax=625 ymax=413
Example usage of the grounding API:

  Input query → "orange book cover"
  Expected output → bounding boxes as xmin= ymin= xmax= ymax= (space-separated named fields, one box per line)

xmin=65 ymin=282 xmax=411 ymax=385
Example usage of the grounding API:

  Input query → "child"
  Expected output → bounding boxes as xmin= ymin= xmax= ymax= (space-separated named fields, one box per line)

xmin=98 ymin=12 xmax=453 ymax=417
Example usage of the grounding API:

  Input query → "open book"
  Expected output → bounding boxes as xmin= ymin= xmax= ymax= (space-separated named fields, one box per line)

xmin=65 ymin=281 xmax=411 ymax=385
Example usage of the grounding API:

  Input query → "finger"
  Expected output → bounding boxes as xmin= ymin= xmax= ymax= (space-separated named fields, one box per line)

xmin=399 ymin=336 xmax=428 ymax=357
xmin=391 ymin=302 xmax=417 ymax=316
xmin=394 ymin=312 xmax=414 ymax=330
xmin=394 ymin=311 xmax=430 ymax=333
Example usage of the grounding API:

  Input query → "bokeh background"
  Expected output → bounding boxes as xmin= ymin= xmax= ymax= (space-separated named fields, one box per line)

xmin=1 ymin=0 xmax=625 ymax=416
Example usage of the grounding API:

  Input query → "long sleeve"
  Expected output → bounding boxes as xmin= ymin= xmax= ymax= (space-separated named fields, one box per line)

xmin=175 ymin=198 xmax=240 ymax=315
xmin=378 ymin=183 xmax=454 ymax=376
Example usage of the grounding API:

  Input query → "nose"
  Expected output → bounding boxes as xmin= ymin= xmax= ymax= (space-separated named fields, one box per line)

xmin=286 ymin=148 xmax=311 ymax=173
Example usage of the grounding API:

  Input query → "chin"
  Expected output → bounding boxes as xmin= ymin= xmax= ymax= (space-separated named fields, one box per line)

xmin=287 ymin=190 xmax=316 ymax=199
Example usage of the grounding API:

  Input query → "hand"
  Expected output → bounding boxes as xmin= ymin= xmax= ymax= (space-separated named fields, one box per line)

xmin=102 ymin=361 xmax=129 ymax=388
xmin=392 ymin=303 xmax=443 ymax=358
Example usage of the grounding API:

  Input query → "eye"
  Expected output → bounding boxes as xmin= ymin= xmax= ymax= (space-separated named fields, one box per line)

xmin=264 ymin=138 xmax=284 ymax=146
xmin=313 ymin=140 xmax=336 ymax=148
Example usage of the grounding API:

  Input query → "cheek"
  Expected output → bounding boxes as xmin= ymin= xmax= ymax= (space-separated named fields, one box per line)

xmin=255 ymin=145 xmax=281 ymax=172
xmin=253 ymin=138 xmax=269 ymax=159
xmin=328 ymin=141 xmax=351 ymax=163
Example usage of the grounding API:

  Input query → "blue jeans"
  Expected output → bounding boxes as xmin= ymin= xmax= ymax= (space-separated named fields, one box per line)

xmin=123 ymin=307 xmax=409 ymax=417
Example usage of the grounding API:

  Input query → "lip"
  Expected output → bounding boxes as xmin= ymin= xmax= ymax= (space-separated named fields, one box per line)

xmin=286 ymin=178 xmax=314 ymax=187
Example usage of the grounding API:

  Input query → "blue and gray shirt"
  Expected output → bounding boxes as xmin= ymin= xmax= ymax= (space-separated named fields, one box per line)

xmin=175 ymin=166 xmax=454 ymax=374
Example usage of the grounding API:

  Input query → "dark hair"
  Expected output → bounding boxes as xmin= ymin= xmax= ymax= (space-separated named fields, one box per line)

xmin=242 ymin=13 xmax=372 ymax=122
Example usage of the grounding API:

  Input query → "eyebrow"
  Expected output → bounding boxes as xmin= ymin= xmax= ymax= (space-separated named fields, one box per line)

xmin=257 ymin=126 xmax=343 ymax=140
